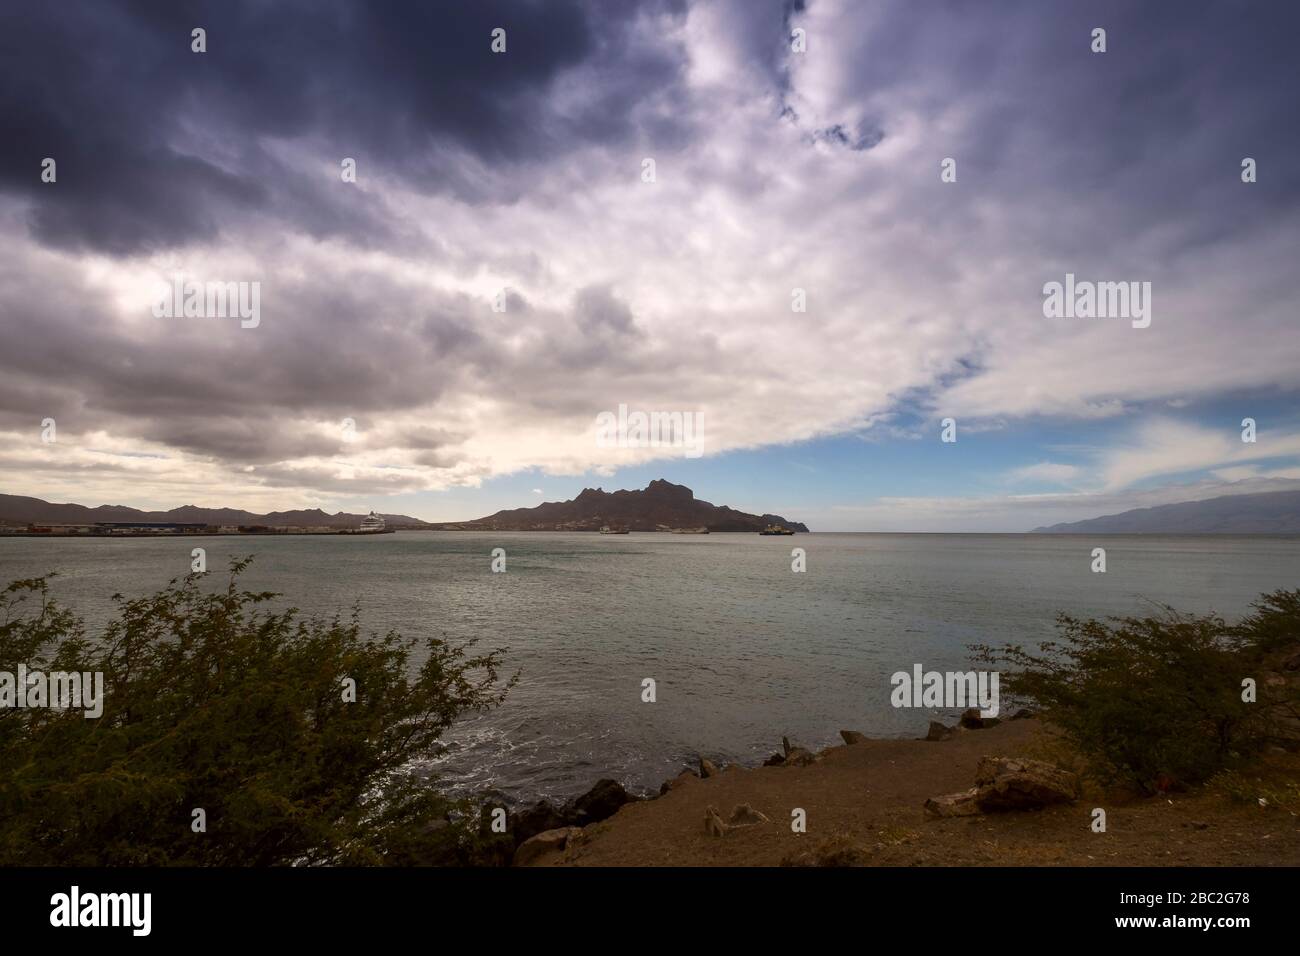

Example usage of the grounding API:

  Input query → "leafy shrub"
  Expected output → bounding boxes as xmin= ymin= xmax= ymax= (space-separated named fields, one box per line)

xmin=973 ymin=590 xmax=1300 ymax=793
xmin=1208 ymin=769 xmax=1300 ymax=814
xmin=0 ymin=559 xmax=515 ymax=865
xmin=1233 ymin=589 xmax=1300 ymax=653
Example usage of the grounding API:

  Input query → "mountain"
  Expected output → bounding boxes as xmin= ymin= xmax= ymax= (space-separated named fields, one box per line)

xmin=0 ymin=482 xmax=807 ymax=533
xmin=0 ymin=494 xmax=431 ymax=529
xmin=429 ymin=479 xmax=810 ymax=532
xmin=1032 ymin=490 xmax=1300 ymax=534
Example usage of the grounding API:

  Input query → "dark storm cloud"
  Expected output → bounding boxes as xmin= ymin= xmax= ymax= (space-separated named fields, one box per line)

xmin=0 ymin=253 xmax=494 ymax=462
xmin=410 ymin=449 xmax=464 ymax=471
xmin=0 ymin=0 xmax=690 ymax=255
xmin=246 ymin=462 xmax=436 ymax=494
xmin=812 ymin=123 xmax=883 ymax=152
xmin=825 ymin=0 xmax=1300 ymax=245
xmin=0 ymin=233 xmax=725 ymax=467
xmin=142 ymin=418 xmax=346 ymax=464
xmin=401 ymin=426 xmax=470 ymax=451
xmin=2 ymin=0 xmax=1298 ymax=506
xmin=0 ymin=451 xmax=141 ymax=477
xmin=573 ymin=285 xmax=639 ymax=337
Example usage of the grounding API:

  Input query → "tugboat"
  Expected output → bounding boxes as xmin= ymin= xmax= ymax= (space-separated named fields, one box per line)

xmin=358 ymin=510 xmax=387 ymax=534
xmin=759 ymin=524 xmax=794 ymax=535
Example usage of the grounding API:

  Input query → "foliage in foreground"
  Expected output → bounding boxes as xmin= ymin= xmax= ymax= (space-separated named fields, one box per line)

xmin=974 ymin=590 xmax=1300 ymax=793
xmin=0 ymin=559 xmax=515 ymax=866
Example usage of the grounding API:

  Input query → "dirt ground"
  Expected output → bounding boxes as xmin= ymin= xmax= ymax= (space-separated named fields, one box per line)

xmin=533 ymin=719 xmax=1300 ymax=866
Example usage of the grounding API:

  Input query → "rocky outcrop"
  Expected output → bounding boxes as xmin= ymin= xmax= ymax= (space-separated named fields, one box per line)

xmin=923 ymin=788 xmax=982 ymax=818
xmin=704 ymin=803 xmax=771 ymax=836
xmin=728 ymin=803 xmax=770 ymax=826
xmin=783 ymin=748 xmax=818 ymax=767
xmin=925 ymin=721 xmax=954 ymax=742
xmin=514 ymin=826 xmax=584 ymax=866
xmin=512 ymin=800 xmax=568 ymax=844
xmin=429 ymin=479 xmax=809 ymax=532
xmin=959 ymin=708 xmax=1000 ymax=729
xmin=568 ymin=778 xmax=635 ymax=825
xmin=704 ymin=806 xmax=729 ymax=837
xmin=925 ymin=755 xmax=1079 ymax=818
xmin=779 ymin=735 xmax=819 ymax=767
xmin=699 ymin=757 xmax=721 ymax=778
xmin=512 ymin=778 xmax=638 ymax=845
xmin=840 ymin=730 xmax=868 ymax=745
xmin=973 ymin=756 xmax=1079 ymax=811
xmin=660 ymin=768 xmax=699 ymax=794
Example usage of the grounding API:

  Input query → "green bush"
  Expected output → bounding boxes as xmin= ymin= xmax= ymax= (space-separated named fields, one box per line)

xmin=0 ymin=559 xmax=516 ymax=865
xmin=973 ymin=590 xmax=1300 ymax=793
xmin=1208 ymin=769 xmax=1300 ymax=814
xmin=1233 ymin=589 xmax=1300 ymax=653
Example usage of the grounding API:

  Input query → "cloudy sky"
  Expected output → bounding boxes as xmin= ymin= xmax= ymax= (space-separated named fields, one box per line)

xmin=1 ymin=0 xmax=1298 ymax=530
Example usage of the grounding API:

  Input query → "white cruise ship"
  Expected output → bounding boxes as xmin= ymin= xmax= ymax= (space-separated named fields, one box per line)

xmin=358 ymin=511 xmax=386 ymax=533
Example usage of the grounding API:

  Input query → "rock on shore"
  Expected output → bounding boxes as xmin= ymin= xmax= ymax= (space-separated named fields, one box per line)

xmin=512 ymin=778 xmax=638 ymax=846
xmin=924 ymin=755 xmax=1079 ymax=818
xmin=510 ymin=719 xmax=1300 ymax=867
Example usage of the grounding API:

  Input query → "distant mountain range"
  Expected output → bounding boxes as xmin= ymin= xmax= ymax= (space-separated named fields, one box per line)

xmin=429 ymin=479 xmax=809 ymax=532
xmin=0 ymin=481 xmax=809 ymax=533
xmin=0 ymin=494 xmax=431 ymax=530
xmin=1033 ymin=490 xmax=1300 ymax=534
xmin=12 ymin=485 xmax=1293 ymax=534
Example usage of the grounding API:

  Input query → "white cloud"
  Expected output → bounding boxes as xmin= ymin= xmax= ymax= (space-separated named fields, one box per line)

xmin=1007 ymin=462 xmax=1080 ymax=484
xmin=1098 ymin=419 xmax=1300 ymax=491
xmin=1 ymin=2 xmax=1297 ymax=516
xmin=818 ymin=475 xmax=1300 ymax=533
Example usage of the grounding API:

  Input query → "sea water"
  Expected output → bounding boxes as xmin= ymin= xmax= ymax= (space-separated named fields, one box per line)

xmin=2 ymin=531 xmax=1296 ymax=802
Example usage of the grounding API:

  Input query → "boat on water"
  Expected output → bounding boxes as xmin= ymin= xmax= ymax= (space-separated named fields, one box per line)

xmin=599 ymin=525 xmax=630 ymax=534
xmin=758 ymin=524 xmax=795 ymax=535
xmin=357 ymin=510 xmax=387 ymax=533
xmin=671 ymin=527 xmax=709 ymax=534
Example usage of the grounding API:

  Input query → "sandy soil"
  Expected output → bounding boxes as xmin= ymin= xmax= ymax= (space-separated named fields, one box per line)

xmin=532 ymin=720 xmax=1300 ymax=866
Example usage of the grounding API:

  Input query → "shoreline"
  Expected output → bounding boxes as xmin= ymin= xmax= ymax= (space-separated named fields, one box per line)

xmin=505 ymin=717 xmax=1300 ymax=867
xmin=0 ymin=529 xmax=397 ymax=538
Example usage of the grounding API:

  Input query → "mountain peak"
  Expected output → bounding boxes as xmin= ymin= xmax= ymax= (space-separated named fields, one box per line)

xmin=645 ymin=478 xmax=693 ymax=499
xmin=435 ymin=480 xmax=807 ymax=532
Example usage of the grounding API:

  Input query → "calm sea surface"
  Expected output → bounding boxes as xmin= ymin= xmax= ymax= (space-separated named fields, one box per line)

xmin=3 ymin=532 xmax=1297 ymax=803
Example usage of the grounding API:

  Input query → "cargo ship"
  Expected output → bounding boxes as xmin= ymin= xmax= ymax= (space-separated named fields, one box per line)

xmin=758 ymin=524 xmax=795 ymax=535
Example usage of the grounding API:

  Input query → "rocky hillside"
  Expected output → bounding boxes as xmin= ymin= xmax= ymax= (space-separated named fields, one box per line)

xmin=1033 ymin=489 xmax=1300 ymax=533
xmin=0 ymin=494 xmax=430 ymax=529
xmin=430 ymin=479 xmax=809 ymax=532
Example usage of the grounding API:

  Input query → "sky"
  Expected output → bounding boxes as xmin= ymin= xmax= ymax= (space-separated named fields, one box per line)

xmin=1 ymin=0 xmax=1298 ymax=531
